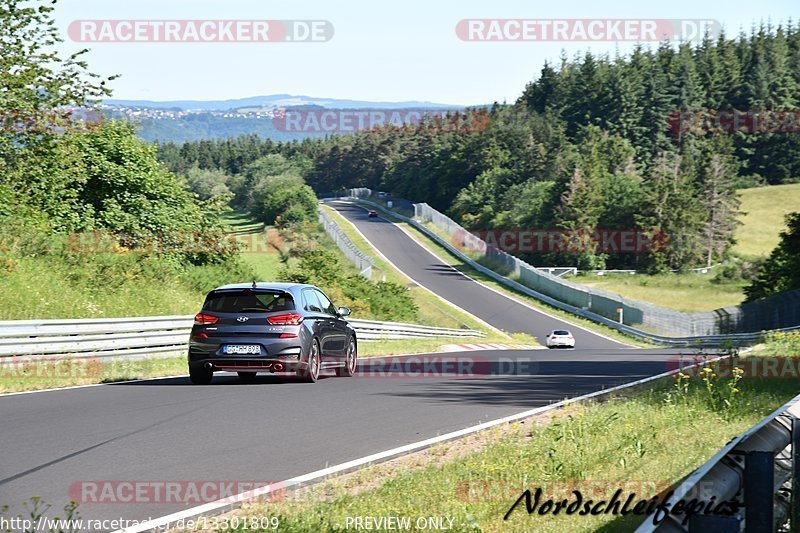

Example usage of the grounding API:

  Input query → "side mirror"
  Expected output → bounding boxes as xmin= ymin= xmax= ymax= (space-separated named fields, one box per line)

xmin=337 ymin=307 xmax=351 ymax=317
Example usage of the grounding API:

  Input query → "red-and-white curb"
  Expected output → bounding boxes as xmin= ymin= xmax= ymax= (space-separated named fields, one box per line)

xmin=440 ymin=342 xmax=543 ymax=352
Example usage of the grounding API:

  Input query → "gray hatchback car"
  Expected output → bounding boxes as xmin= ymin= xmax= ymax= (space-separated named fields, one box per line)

xmin=187 ymin=282 xmax=357 ymax=384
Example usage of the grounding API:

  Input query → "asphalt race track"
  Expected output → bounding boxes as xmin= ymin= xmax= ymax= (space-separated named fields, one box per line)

xmin=0 ymin=202 xmax=693 ymax=527
xmin=327 ymin=200 xmax=626 ymax=350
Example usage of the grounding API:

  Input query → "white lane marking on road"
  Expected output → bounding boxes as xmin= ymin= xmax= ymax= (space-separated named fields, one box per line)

xmin=440 ymin=343 xmax=542 ymax=352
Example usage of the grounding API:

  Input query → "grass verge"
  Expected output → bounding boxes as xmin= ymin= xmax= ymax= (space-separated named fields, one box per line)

xmin=220 ymin=352 xmax=798 ymax=532
xmin=734 ymin=183 xmax=800 ymax=257
xmin=0 ymin=355 xmax=188 ymax=394
xmin=573 ymin=272 xmax=746 ymax=313
xmin=220 ymin=211 xmax=282 ymax=281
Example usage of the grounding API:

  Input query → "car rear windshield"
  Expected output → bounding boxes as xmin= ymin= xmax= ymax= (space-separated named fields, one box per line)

xmin=553 ymin=330 xmax=571 ymax=336
xmin=203 ymin=290 xmax=295 ymax=313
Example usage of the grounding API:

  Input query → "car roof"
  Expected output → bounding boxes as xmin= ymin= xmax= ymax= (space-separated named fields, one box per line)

xmin=211 ymin=282 xmax=311 ymax=292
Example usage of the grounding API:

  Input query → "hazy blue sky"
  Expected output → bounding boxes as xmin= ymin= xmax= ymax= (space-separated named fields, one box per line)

xmin=55 ymin=0 xmax=797 ymax=105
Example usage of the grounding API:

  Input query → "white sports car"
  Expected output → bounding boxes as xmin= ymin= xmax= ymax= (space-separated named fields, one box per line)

xmin=546 ymin=330 xmax=575 ymax=349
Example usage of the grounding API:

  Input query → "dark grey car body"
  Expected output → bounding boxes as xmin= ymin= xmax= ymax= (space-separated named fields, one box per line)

xmin=188 ymin=282 xmax=356 ymax=383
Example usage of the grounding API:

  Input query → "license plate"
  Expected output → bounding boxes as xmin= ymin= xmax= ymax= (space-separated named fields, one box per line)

xmin=224 ymin=345 xmax=261 ymax=355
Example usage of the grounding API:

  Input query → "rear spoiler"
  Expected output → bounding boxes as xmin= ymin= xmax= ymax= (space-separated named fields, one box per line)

xmin=210 ymin=288 xmax=291 ymax=295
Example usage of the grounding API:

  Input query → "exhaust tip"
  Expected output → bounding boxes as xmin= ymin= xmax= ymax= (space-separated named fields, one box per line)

xmin=204 ymin=362 xmax=214 ymax=370
xmin=273 ymin=363 xmax=284 ymax=372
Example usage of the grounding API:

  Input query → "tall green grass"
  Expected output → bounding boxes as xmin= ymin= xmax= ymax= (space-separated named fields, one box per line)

xmin=575 ymin=272 xmax=746 ymax=313
xmin=735 ymin=183 xmax=800 ymax=257
xmin=0 ymin=228 xmax=254 ymax=319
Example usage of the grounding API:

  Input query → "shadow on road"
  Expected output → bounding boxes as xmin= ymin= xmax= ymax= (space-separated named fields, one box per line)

xmin=111 ymin=374 xmax=338 ymax=386
xmin=112 ymin=358 xmax=673 ymax=409
xmin=373 ymin=368 xmax=666 ymax=408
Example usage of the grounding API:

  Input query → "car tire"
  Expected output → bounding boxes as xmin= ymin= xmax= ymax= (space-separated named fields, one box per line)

xmin=336 ymin=337 xmax=357 ymax=377
xmin=189 ymin=364 xmax=213 ymax=385
xmin=237 ymin=372 xmax=257 ymax=383
xmin=297 ymin=339 xmax=321 ymax=383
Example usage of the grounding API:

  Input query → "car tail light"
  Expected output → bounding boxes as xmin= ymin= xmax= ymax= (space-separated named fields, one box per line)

xmin=268 ymin=313 xmax=304 ymax=326
xmin=194 ymin=313 xmax=219 ymax=325
xmin=280 ymin=332 xmax=298 ymax=339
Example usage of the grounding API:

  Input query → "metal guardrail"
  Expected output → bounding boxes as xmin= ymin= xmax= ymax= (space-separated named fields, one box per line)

xmin=318 ymin=207 xmax=377 ymax=279
xmin=348 ymin=319 xmax=484 ymax=340
xmin=0 ymin=316 xmax=484 ymax=361
xmin=342 ymin=198 xmax=800 ymax=347
xmin=635 ymin=393 xmax=800 ymax=532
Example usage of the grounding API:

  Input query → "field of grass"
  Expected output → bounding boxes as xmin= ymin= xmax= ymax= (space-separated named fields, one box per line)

xmin=0 ymin=256 xmax=208 ymax=319
xmin=575 ymin=272 xmax=746 ymax=313
xmin=735 ymin=183 xmax=800 ymax=257
xmin=0 ymin=211 xmax=264 ymax=320
xmin=221 ymin=211 xmax=282 ymax=281
xmin=227 ymin=351 xmax=799 ymax=532
xmin=0 ymin=355 xmax=189 ymax=394
xmin=0 ymin=212 xmax=282 ymax=320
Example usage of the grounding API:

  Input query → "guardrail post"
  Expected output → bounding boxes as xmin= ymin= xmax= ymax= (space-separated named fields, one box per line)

xmin=744 ymin=450 xmax=774 ymax=531
xmin=792 ymin=417 xmax=800 ymax=533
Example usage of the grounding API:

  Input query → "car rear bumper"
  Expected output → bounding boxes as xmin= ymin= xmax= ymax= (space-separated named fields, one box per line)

xmin=547 ymin=341 xmax=575 ymax=347
xmin=188 ymin=337 xmax=306 ymax=372
xmin=193 ymin=358 xmax=302 ymax=373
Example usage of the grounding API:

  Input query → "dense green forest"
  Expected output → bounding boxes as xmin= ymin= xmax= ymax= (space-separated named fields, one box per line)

xmin=162 ymin=25 xmax=800 ymax=297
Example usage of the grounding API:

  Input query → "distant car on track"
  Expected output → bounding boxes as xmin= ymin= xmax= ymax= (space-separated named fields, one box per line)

xmin=367 ymin=210 xmax=378 ymax=218
xmin=188 ymin=282 xmax=357 ymax=384
xmin=546 ymin=330 xmax=575 ymax=349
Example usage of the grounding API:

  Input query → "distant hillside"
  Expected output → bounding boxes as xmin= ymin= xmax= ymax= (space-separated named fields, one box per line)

xmin=105 ymin=94 xmax=458 ymax=112
xmin=104 ymin=93 xmax=462 ymax=143
xmin=125 ymin=113 xmax=317 ymax=143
